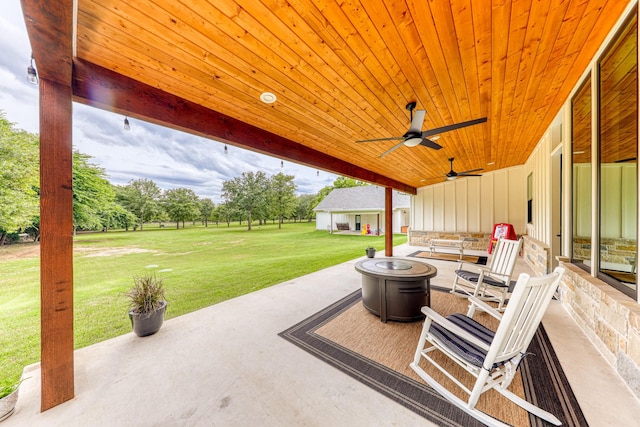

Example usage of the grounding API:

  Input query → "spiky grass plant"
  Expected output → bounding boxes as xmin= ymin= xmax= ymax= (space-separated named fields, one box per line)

xmin=0 ymin=377 xmax=22 ymax=399
xmin=126 ymin=273 xmax=166 ymax=318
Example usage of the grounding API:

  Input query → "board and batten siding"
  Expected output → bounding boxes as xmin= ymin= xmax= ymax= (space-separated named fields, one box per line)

xmin=523 ymin=129 xmax=554 ymax=246
xmin=411 ymin=166 xmax=525 ymax=234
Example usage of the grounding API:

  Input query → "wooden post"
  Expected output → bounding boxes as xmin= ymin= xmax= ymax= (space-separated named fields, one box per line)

xmin=39 ymin=78 xmax=74 ymax=410
xmin=385 ymin=187 xmax=393 ymax=256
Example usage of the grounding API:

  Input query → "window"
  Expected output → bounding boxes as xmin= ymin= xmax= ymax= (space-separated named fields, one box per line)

xmin=571 ymin=76 xmax=592 ymax=265
xmin=598 ymin=13 xmax=638 ymax=296
xmin=571 ymin=10 xmax=638 ymax=298
xmin=527 ymin=173 xmax=533 ymax=223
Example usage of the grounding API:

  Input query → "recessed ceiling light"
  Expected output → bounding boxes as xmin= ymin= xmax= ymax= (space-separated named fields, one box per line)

xmin=487 ymin=162 xmax=495 ymax=165
xmin=430 ymin=135 xmax=440 ymax=141
xmin=260 ymin=92 xmax=277 ymax=104
xmin=573 ymin=151 xmax=585 ymax=155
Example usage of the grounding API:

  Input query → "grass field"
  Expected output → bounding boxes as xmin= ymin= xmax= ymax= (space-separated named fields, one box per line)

xmin=0 ymin=221 xmax=406 ymax=384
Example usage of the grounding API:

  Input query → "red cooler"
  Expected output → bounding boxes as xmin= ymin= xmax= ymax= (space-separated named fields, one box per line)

xmin=488 ymin=223 xmax=517 ymax=253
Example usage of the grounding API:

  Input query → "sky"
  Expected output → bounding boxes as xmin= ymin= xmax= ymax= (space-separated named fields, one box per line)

xmin=0 ymin=1 xmax=337 ymax=203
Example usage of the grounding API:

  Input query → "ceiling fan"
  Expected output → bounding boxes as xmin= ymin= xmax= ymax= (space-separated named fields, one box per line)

xmin=445 ymin=157 xmax=483 ymax=181
xmin=356 ymin=102 xmax=487 ymax=158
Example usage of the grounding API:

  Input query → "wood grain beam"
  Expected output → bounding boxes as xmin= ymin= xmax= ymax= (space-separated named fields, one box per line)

xmin=71 ymin=59 xmax=416 ymax=195
xmin=39 ymin=78 xmax=74 ymax=410
xmin=20 ymin=0 xmax=73 ymax=86
xmin=21 ymin=0 xmax=76 ymax=411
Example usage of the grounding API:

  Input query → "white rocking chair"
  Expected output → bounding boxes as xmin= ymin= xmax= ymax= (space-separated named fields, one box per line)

xmin=410 ymin=267 xmax=566 ymax=427
xmin=451 ymin=237 xmax=523 ymax=310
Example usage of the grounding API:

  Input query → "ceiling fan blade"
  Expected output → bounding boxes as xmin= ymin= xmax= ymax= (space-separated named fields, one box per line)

xmin=379 ymin=140 xmax=406 ymax=158
xmin=419 ymin=138 xmax=443 ymax=150
xmin=408 ymin=109 xmax=426 ymax=134
xmin=459 ymin=174 xmax=482 ymax=177
xmin=458 ymin=168 xmax=483 ymax=175
xmin=422 ymin=117 xmax=488 ymax=138
xmin=355 ymin=136 xmax=403 ymax=143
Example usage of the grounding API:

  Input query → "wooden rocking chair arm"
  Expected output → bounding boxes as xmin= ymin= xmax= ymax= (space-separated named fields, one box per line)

xmin=468 ymin=296 xmax=503 ymax=320
xmin=420 ymin=306 xmax=491 ymax=351
xmin=456 ymin=262 xmax=491 ymax=272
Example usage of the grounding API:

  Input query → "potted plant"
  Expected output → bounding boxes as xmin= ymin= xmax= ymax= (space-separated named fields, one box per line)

xmin=0 ymin=377 xmax=24 ymax=422
xmin=365 ymin=246 xmax=376 ymax=258
xmin=126 ymin=273 xmax=167 ymax=337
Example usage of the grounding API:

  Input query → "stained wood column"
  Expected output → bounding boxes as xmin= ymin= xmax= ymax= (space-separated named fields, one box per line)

xmin=385 ymin=187 xmax=393 ymax=256
xmin=39 ymin=78 xmax=74 ymax=410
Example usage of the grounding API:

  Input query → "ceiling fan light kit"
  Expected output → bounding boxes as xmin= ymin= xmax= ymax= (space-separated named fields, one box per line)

xmin=445 ymin=158 xmax=483 ymax=181
xmin=355 ymin=101 xmax=487 ymax=158
xmin=404 ymin=137 xmax=422 ymax=147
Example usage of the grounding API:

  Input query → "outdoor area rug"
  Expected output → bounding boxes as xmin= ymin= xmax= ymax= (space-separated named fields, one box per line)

xmin=279 ymin=287 xmax=587 ymax=427
xmin=408 ymin=250 xmax=488 ymax=265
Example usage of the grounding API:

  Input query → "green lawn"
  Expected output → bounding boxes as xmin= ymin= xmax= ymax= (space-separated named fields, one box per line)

xmin=0 ymin=221 xmax=406 ymax=383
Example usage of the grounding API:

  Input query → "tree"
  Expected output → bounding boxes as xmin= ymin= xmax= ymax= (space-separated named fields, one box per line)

xmin=269 ymin=172 xmax=297 ymax=228
xmin=162 ymin=188 xmax=201 ymax=229
xmin=333 ymin=176 xmax=368 ymax=188
xmin=294 ymin=194 xmax=316 ymax=222
xmin=215 ymin=203 xmax=236 ymax=227
xmin=222 ymin=171 xmax=269 ymax=231
xmin=0 ymin=112 xmax=39 ymax=244
xmin=99 ymin=203 xmax=138 ymax=232
xmin=199 ymin=198 xmax=215 ymax=227
xmin=313 ymin=176 xmax=368 ymax=209
xmin=72 ymin=151 xmax=115 ymax=232
xmin=116 ymin=179 xmax=162 ymax=230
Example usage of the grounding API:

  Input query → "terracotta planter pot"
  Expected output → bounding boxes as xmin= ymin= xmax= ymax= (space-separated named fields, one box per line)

xmin=129 ymin=301 xmax=167 ymax=337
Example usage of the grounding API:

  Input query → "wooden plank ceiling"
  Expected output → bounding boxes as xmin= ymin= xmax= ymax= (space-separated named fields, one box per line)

xmin=69 ymin=0 xmax=629 ymax=189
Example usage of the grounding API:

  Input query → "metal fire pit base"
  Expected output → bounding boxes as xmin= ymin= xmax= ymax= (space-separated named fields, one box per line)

xmin=355 ymin=259 xmax=437 ymax=323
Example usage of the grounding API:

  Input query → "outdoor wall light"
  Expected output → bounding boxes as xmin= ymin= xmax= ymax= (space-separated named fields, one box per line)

xmin=123 ymin=117 xmax=131 ymax=131
xmin=224 ymin=144 xmax=228 ymax=154
xmin=281 ymin=160 xmax=284 ymax=168
xmin=27 ymin=53 xmax=38 ymax=85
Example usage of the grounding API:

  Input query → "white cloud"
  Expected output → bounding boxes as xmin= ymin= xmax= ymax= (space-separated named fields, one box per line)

xmin=0 ymin=1 xmax=337 ymax=204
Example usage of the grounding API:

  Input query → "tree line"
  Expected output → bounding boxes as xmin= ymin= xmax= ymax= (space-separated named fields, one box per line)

xmin=0 ymin=112 xmax=367 ymax=244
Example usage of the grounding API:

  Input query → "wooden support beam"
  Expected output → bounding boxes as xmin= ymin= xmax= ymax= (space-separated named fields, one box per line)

xmin=21 ymin=0 xmax=75 ymax=411
xmin=385 ymin=187 xmax=393 ymax=256
xmin=71 ymin=60 xmax=417 ymax=195
xmin=39 ymin=78 xmax=74 ymax=410
xmin=20 ymin=0 xmax=73 ymax=86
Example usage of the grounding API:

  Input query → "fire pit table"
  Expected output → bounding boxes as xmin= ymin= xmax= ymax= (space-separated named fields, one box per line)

xmin=355 ymin=258 xmax=437 ymax=323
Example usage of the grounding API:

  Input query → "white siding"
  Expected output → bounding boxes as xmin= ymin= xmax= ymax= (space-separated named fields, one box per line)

xmin=573 ymin=164 xmax=592 ymax=237
xmin=523 ymin=129 xmax=553 ymax=246
xmin=393 ymin=209 xmax=409 ymax=233
xmin=411 ymin=167 xmax=525 ymax=234
xmin=600 ymin=163 xmax=637 ymax=240
xmin=315 ymin=212 xmax=331 ymax=231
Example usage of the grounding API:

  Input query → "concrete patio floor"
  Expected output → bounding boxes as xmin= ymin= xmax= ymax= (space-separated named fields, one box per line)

xmin=5 ymin=244 xmax=640 ymax=426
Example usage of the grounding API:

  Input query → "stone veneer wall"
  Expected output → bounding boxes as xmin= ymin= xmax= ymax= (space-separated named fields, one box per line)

xmin=573 ymin=236 xmax=637 ymax=270
xmin=407 ymin=230 xmax=491 ymax=251
xmin=558 ymin=261 xmax=640 ymax=399
xmin=522 ymin=235 xmax=551 ymax=275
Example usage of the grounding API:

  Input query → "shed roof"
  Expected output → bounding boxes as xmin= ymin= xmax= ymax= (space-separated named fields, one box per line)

xmin=314 ymin=186 xmax=410 ymax=212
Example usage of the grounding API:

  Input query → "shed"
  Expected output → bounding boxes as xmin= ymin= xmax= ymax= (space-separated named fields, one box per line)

xmin=314 ymin=186 xmax=410 ymax=234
